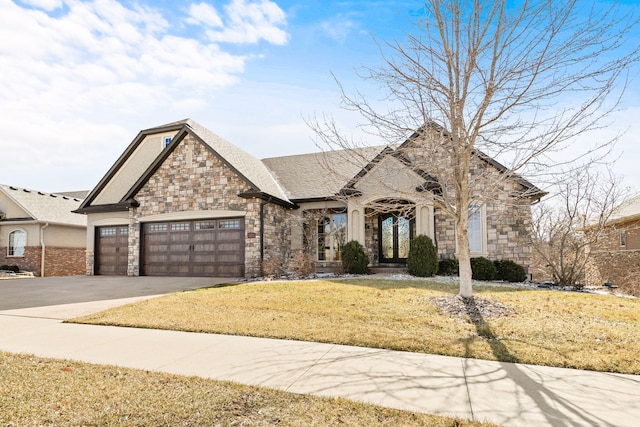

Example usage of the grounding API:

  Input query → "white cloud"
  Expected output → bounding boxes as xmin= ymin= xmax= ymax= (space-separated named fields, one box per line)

xmin=320 ymin=14 xmax=357 ymax=42
xmin=0 ymin=0 xmax=289 ymax=191
xmin=187 ymin=2 xmax=223 ymax=28
xmin=204 ymin=0 xmax=288 ymax=44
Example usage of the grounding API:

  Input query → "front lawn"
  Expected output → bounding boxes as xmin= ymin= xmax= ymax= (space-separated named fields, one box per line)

xmin=0 ymin=352 xmax=494 ymax=426
xmin=70 ymin=278 xmax=640 ymax=374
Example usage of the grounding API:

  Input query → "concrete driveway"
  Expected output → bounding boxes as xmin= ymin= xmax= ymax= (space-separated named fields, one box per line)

xmin=0 ymin=275 xmax=238 ymax=310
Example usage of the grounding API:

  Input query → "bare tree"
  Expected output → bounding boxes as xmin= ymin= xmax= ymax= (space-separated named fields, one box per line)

xmin=309 ymin=0 xmax=639 ymax=297
xmin=531 ymin=167 xmax=629 ymax=287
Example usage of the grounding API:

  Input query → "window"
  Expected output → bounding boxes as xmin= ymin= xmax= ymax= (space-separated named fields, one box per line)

xmin=468 ymin=205 xmax=485 ymax=254
xmin=195 ymin=221 xmax=216 ymax=230
xmin=100 ymin=227 xmax=116 ymax=236
xmin=170 ymin=223 xmax=190 ymax=231
xmin=164 ymin=136 xmax=172 ymax=147
xmin=219 ymin=220 xmax=240 ymax=229
xmin=318 ymin=213 xmax=346 ymax=261
xmin=148 ymin=224 xmax=167 ymax=232
xmin=8 ymin=230 xmax=26 ymax=256
xmin=620 ymin=230 xmax=627 ymax=248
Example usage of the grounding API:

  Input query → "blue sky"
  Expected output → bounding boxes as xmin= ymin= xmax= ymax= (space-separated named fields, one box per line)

xmin=1 ymin=0 xmax=638 ymax=193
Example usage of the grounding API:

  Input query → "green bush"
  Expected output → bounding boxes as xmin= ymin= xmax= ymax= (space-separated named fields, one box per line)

xmin=407 ymin=235 xmax=438 ymax=277
xmin=494 ymin=259 xmax=527 ymax=282
xmin=438 ymin=258 xmax=459 ymax=276
xmin=470 ymin=257 xmax=496 ymax=281
xmin=341 ymin=240 xmax=369 ymax=274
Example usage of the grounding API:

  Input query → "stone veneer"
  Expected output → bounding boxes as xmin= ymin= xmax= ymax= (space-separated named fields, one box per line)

xmin=127 ymin=134 xmax=293 ymax=277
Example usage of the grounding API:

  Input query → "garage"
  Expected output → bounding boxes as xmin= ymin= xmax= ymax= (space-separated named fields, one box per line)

xmin=95 ymin=226 xmax=129 ymax=275
xmin=141 ymin=218 xmax=244 ymax=277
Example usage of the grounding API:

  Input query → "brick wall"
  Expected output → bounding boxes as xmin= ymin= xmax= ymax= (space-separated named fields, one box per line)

xmin=585 ymin=250 xmax=640 ymax=297
xmin=43 ymin=247 xmax=86 ymax=276
xmin=0 ymin=246 xmax=40 ymax=273
xmin=0 ymin=246 xmax=84 ymax=276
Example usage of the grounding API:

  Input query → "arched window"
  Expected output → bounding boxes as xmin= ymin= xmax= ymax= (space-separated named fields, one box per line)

xmin=8 ymin=230 xmax=26 ymax=256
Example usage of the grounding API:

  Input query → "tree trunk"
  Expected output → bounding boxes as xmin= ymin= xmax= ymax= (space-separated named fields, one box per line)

xmin=457 ymin=216 xmax=473 ymax=297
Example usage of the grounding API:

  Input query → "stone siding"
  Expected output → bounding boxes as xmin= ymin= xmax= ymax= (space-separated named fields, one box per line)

xmin=129 ymin=134 xmax=291 ymax=277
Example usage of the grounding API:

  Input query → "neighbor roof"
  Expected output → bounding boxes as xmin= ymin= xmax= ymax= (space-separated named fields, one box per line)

xmin=0 ymin=184 xmax=86 ymax=226
xmin=607 ymin=194 xmax=640 ymax=225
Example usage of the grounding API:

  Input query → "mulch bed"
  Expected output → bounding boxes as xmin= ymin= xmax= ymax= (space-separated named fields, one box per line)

xmin=431 ymin=295 xmax=516 ymax=320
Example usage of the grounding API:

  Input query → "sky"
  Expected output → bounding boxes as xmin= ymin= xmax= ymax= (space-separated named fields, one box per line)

xmin=0 ymin=0 xmax=639 ymax=194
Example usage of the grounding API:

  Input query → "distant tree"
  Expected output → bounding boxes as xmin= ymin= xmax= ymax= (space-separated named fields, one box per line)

xmin=530 ymin=167 xmax=629 ymax=287
xmin=310 ymin=0 xmax=639 ymax=297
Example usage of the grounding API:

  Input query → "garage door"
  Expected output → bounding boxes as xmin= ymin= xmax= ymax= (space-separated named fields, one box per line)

xmin=142 ymin=218 xmax=244 ymax=277
xmin=95 ymin=226 xmax=129 ymax=275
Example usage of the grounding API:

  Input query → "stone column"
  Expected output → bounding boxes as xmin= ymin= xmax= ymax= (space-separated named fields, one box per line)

xmin=347 ymin=199 xmax=365 ymax=245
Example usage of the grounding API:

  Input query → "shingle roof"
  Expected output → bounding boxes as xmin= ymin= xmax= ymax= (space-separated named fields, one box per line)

xmin=0 ymin=184 xmax=87 ymax=226
xmin=607 ymin=194 xmax=640 ymax=224
xmin=262 ymin=146 xmax=386 ymax=200
xmin=185 ymin=120 xmax=290 ymax=202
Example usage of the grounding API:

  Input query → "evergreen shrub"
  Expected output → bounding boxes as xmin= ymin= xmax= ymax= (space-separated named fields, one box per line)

xmin=341 ymin=241 xmax=369 ymax=274
xmin=494 ymin=259 xmax=527 ymax=282
xmin=470 ymin=257 xmax=496 ymax=281
xmin=438 ymin=258 xmax=459 ymax=276
xmin=407 ymin=235 xmax=438 ymax=277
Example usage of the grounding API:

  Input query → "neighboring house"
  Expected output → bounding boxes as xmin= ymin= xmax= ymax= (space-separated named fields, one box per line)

xmin=75 ymin=119 xmax=544 ymax=278
xmin=0 ymin=185 xmax=87 ymax=276
xmin=584 ymin=195 xmax=640 ymax=291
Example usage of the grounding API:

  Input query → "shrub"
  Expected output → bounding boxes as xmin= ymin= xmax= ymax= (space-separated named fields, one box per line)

xmin=261 ymin=253 xmax=288 ymax=279
xmin=494 ymin=259 xmax=527 ymax=282
xmin=471 ymin=257 xmax=496 ymax=281
xmin=438 ymin=258 xmax=459 ymax=276
xmin=0 ymin=264 xmax=19 ymax=273
xmin=288 ymin=252 xmax=316 ymax=278
xmin=407 ymin=235 xmax=438 ymax=277
xmin=341 ymin=241 xmax=369 ymax=274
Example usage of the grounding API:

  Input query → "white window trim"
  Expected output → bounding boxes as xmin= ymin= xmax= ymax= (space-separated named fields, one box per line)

xmin=454 ymin=204 xmax=488 ymax=257
xmin=317 ymin=213 xmax=347 ymax=262
xmin=7 ymin=228 xmax=27 ymax=257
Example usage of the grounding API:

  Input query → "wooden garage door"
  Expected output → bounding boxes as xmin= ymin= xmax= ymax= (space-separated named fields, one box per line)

xmin=95 ymin=226 xmax=129 ymax=275
xmin=142 ymin=218 xmax=244 ymax=277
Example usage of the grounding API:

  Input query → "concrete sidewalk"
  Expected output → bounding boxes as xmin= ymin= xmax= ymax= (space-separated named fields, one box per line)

xmin=1 ymin=299 xmax=639 ymax=427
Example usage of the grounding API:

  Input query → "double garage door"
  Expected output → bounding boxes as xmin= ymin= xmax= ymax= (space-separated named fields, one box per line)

xmin=95 ymin=218 xmax=245 ymax=277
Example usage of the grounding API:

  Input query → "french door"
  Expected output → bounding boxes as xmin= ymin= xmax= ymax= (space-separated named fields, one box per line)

xmin=379 ymin=214 xmax=413 ymax=263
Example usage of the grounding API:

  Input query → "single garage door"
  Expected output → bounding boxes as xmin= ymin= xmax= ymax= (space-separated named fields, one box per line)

xmin=142 ymin=218 xmax=245 ymax=277
xmin=95 ymin=225 xmax=129 ymax=275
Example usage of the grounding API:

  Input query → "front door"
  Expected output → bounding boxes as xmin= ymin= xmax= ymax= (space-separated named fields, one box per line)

xmin=379 ymin=214 xmax=413 ymax=263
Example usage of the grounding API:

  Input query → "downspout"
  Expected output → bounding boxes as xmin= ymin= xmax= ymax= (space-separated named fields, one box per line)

xmin=259 ymin=196 xmax=273 ymax=276
xmin=40 ymin=223 xmax=49 ymax=277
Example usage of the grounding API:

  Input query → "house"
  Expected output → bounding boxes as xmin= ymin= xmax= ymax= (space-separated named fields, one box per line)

xmin=0 ymin=185 xmax=87 ymax=276
xmin=75 ymin=119 xmax=544 ymax=278
xmin=584 ymin=194 xmax=640 ymax=295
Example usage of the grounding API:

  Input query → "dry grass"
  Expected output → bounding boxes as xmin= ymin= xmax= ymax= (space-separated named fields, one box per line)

xmin=0 ymin=351 xmax=495 ymax=427
xmin=71 ymin=278 xmax=640 ymax=375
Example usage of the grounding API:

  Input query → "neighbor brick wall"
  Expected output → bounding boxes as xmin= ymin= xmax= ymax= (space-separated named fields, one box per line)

xmin=0 ymin=246 xmax=84 ymax=276
xmin=0 ymin=246 xmax=40 ymax=273
xmin=585 ymin=250 xmax=640 ymax=297
xmin=43 ymin=246 xmax=86 ymax=276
